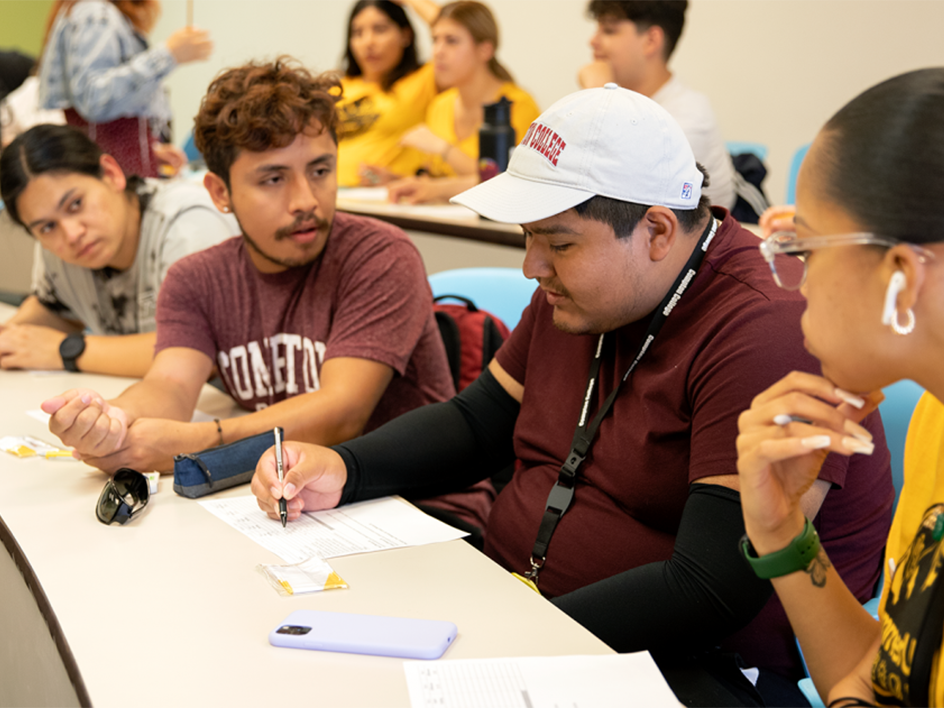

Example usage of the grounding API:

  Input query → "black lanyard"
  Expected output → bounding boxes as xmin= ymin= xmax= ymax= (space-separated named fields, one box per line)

xmin=524 ymin=217 xmax=720 ymax=583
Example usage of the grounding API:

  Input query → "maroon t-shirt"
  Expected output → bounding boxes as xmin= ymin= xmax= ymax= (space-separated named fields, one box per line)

xmin=156 ymin=212 xmax=455 ymax=431
xmin=491 ymin=211 xmax=892 ymax=678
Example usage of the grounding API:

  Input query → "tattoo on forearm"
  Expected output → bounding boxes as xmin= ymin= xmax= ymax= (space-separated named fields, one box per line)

xmin=805 ymin=547 xmax=832 ymax=588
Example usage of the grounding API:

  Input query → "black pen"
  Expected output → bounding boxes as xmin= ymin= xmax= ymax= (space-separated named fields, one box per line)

xmin=274 ymin=427 xmax=287 ymax=528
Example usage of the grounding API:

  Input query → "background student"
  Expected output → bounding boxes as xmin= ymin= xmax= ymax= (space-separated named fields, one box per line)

xmin=336 ymin=0 xmax=441 ymax=187
xmin=0 ymin=124 xmax=235 ymax=376
xmin=737 ymin=67 xmax=944 ymax=708
xmin=578 ymin=0 xmax=735 ymax=211
xmin=39 ymin=0 xmax=212 ymax=178
xmin=383 ymin=0 xmax=540 ymax=205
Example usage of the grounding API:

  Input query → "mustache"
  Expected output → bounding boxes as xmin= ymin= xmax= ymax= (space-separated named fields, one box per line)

xmin=539 ymin=278 xmax=571 ymax=299
xmin=274 ymin=212 xmax=329 ymax=240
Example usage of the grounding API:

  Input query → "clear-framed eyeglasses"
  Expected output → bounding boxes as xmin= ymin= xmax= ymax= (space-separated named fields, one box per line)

xmin=759 ymin=231 xmax=937 ymax=291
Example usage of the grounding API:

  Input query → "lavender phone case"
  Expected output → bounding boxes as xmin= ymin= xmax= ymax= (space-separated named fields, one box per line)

xmin=269 ymin=609 xmax=457 ymax=660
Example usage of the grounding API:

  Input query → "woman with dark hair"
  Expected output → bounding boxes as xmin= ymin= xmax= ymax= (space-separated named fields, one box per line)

xmin=336 ymin=0 xmax=441 ymax=186
xmin=737 ymin=67 xmax=944 ymax=707
xmin=386 ymin=0 xmax=540 ymax=204
xmin=38 ymin=0 xmax=213 ymax=178
xmin=0 ymin=124 xmax=234 ymax=376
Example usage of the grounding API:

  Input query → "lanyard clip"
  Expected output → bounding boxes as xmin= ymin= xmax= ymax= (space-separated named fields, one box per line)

xmin=524 ymin=555 xmax=545 ymax=582
xmin=546 ymin=481 xmax=575 ymax=516
xmin=559 ymin=449 xmax=585 ymax=481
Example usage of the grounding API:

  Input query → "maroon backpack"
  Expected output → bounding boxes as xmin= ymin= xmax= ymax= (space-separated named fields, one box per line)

xmin=433 ymin=295 xmax=511 ymax=392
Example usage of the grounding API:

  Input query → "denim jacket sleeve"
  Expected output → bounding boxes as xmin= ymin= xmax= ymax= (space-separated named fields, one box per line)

xmin=39 ymin=1 xmax=175 ymax=123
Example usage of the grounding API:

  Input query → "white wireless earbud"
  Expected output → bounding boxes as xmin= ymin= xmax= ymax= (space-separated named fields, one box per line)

xmin=881 ymin=270 xmax=907 ymax=326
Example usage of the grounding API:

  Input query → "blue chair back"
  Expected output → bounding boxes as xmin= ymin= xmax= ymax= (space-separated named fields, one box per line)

xmin=785 ymin=143 xmax=811 ymax=205
xmin=428 ymin=267 xmax=535 ymax=331
xmin=182 ymin=131 xmax=202 ymax=164
xmin=726 ymin=141 xmax=768 ymax=162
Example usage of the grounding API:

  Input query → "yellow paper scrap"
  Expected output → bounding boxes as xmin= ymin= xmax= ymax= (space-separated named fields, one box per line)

xmin=257 ymin=556 xmax=348 ymax=597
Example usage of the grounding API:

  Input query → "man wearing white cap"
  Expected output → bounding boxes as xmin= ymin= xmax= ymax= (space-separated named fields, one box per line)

xmin=251 ymin=84 xmax=891 ymax=704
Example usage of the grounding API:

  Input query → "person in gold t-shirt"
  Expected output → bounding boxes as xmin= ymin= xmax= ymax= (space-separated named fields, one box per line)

xmin=736 ymin=68 xmax=944 ymax=708
xmin=385 ymin=1 xmax=540 ymax=205
xmin=336 ymin=0 xmax=441 ymax=187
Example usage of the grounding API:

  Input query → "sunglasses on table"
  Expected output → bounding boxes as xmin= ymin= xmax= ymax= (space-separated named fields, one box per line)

xmin=759 ymin=231 xmax=936 ymax=291
xmin=96 ymin=469 xmax=150 ymax=525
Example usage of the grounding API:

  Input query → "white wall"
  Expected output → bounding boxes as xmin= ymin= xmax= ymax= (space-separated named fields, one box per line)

xmin=153 ymin=0 xmax=944 ymax=206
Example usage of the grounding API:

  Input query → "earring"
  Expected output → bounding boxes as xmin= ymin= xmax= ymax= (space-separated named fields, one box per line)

xmin=222 ymin=206 xmax=230 ymax=213
xmin=892 ymin=308 xmax=916 ymax=336
xmin=881 ymin=270 xmax=906 ymax=326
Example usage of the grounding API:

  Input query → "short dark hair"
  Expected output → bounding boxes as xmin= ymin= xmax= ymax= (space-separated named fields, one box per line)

xmin=572 ymin=162 xmax=712 ymax=238
xmin=1 ymin=124 xmax=103 ymax=228
xmin=813 ymin=67 xmax=944 ymax=246
xmin=193 ymin=57 xmax=341 ymax=188
xmin=343 ymin=0 xmax=421 ymax=92
xmin=588 ymin=1 xmax=688 ymax=61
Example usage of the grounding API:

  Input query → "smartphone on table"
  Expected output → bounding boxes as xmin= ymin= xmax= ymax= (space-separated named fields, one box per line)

xmin=269 ymin=609 xmax=457 ymax=660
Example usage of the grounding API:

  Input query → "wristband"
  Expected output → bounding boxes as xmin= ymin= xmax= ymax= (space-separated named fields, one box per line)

xmin=213 ymin=418 xmax=224 ymax=446
xmin=740 ymin=517 xmax=821 ymax=579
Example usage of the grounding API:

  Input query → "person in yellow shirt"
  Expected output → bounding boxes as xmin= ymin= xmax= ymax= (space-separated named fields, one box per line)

xmin=735 ymin=68 xmax=944 ymax=708
xmin=336 ymin=0 xmax=441 ymax=187
xmin=385 ymin=1 xmax=540 ymax=204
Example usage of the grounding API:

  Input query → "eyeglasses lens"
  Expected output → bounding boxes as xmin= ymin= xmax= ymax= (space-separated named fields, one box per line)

xmin=773 ymin=251 xmax=807 ymax=290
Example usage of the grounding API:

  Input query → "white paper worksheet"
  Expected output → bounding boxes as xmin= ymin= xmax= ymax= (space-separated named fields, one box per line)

xmin=199 ymin=496 xmax=467 ymax=563
xmin=404 ymin=654 xmax=679 ymax=708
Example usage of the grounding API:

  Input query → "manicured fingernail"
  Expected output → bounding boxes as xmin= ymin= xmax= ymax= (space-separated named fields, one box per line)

xmin=844 ymin=419 xmax=873 ymax=443
xmin=774 ymin=414 xmax=812 ymax=426
xmin=842 ymin=437 xmax=874 ymax=455
xmin=801 ymin=436 xmax=831 ymax=449
xmin=835 ymin=388 xmax=865 ymax=409
xmin=81 ymin=394 xmax=91 ymax=404
xmin=283 ymin=483 xmax=296 ymax=498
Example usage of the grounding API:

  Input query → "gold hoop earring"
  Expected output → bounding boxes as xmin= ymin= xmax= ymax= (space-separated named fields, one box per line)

xmin=891 ymin=308 xmax=915 ymax=336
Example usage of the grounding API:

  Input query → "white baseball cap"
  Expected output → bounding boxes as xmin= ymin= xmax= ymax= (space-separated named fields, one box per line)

xmin=451 ymin=83 xmax=703 ymax=224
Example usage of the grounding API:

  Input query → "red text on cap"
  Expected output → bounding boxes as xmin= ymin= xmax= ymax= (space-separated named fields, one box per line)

xmin=521 ymin=122 xmax=566 ymax=167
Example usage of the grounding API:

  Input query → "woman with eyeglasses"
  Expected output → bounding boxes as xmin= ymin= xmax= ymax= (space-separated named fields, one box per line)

xmin=737 ymin=67 xmax=944 ymax=707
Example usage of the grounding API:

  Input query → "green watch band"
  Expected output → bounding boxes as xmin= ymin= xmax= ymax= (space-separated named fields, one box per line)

xmin=741 ymin=518 xmax=821 ymax=579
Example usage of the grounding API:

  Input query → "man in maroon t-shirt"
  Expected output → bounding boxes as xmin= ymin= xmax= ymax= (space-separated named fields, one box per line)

xmin=249 ymin=85 xmax=893 ymax=704
xmin=38 ymin=59 xmax=458 ymax=486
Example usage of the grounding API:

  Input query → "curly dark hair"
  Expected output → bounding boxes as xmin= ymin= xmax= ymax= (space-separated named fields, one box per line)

xmin=193 ymin=57 xmax=342 ymax=186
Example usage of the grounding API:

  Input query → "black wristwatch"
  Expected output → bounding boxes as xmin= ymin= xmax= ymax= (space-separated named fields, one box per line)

xmin=60 ymin=333 xmax=86 ymax=372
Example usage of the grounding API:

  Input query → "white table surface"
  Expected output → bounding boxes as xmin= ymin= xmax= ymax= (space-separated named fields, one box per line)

xmin=0 ymin=357 xmax=619 ymax=707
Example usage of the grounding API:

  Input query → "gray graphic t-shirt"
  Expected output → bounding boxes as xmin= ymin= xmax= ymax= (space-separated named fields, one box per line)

xmin=31 ymin=178 xmax=236 ymax=334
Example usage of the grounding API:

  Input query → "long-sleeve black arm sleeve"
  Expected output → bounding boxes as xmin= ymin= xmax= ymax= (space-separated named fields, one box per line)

xmin=551 ymin=483 xmax=774 ymax=654
xmin=333 ymin=369 xmax=520 ymax=505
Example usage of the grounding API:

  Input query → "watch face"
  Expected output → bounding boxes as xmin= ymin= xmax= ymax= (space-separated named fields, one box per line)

xmin=60 ymin=334 xmax=86 ymax=360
